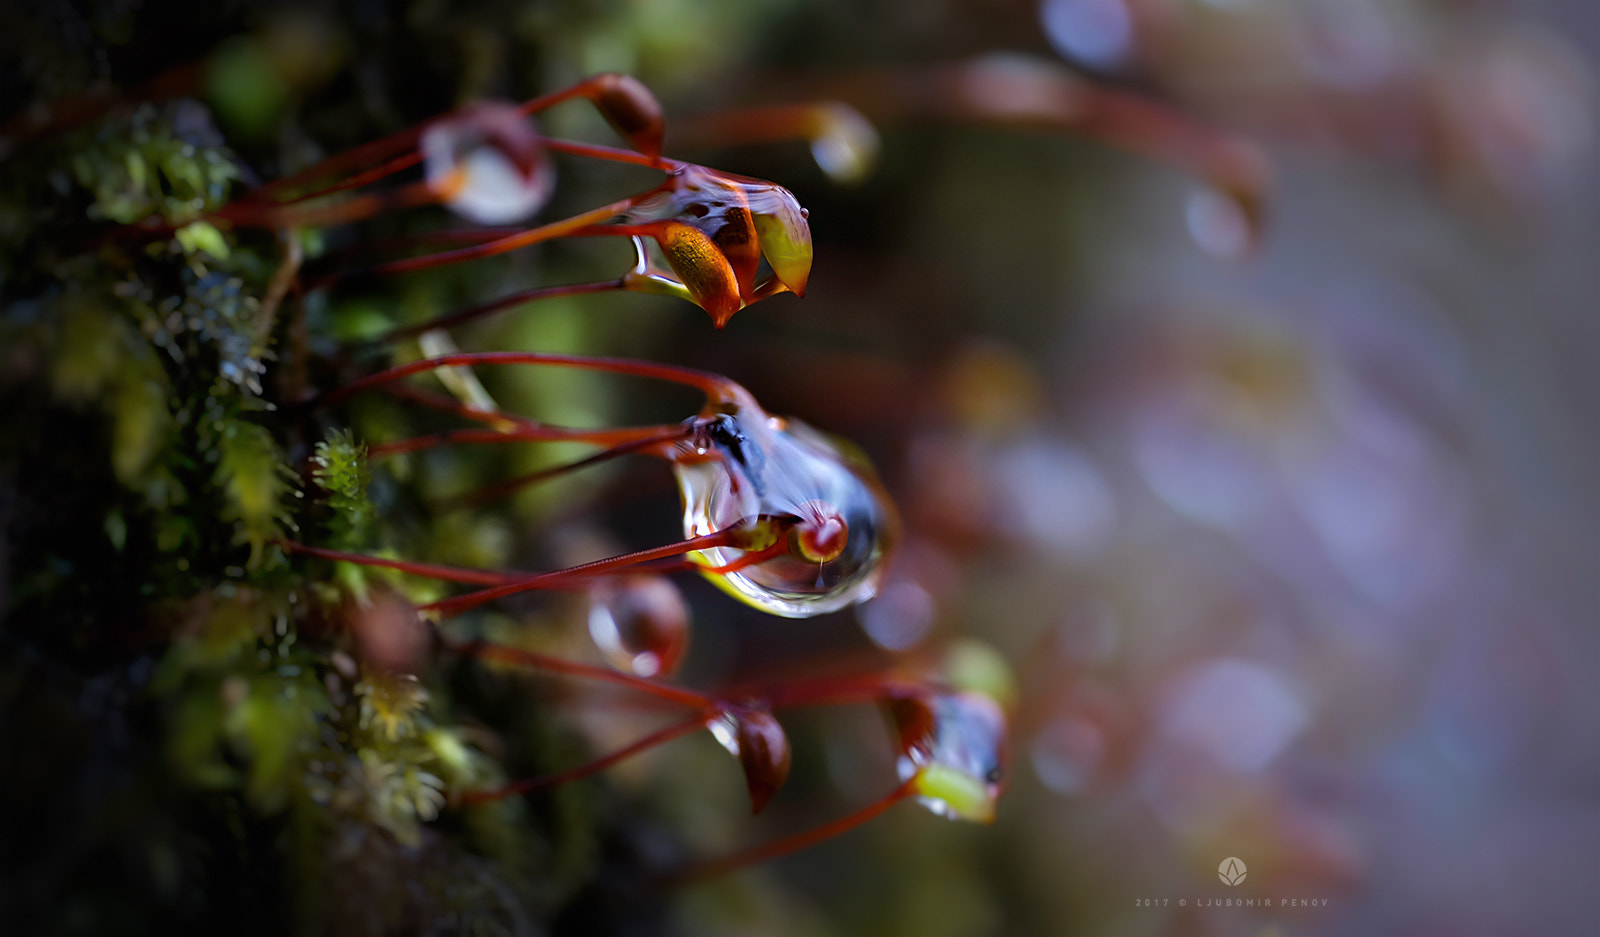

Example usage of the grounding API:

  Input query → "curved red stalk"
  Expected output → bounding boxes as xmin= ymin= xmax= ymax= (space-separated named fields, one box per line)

xmin=279 ymin=151 xmax=425 ymax=205
xmin=239 ymin=125 xmax=426 ymax=205
xmin=332 ymin=189 xmax=660 ymax=284
xmin=673 ymin=777 xmax=919 ymax=884
xmin=367 ymin=423 xmax=678 ymax=458
xmin=544 ymin=138 xmax=683 ymax=170
xmin=449 ymin=430 xmax=690 ymax=508
xmin=277 ymin=540 xmax=515 ymax=586
xmin=321 ymin=350 xmax=734 ymax=405
xmin=421 ymin=527 xmax=743 ymax=618
xmin=459 ymin=709 xmax=714 ymax=804
xmin=444 ymin=637 xmax=713 ymax=709
xmin=381 ymin=278 xmax=627 ymax=341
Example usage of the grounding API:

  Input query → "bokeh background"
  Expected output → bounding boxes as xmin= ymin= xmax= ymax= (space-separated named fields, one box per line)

xmin=3 ymin=1 xmax=1598 ymax=935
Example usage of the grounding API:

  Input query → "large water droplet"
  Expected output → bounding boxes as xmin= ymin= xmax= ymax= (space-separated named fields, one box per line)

xmin=674 ymin=409 xmax=896 ymax=618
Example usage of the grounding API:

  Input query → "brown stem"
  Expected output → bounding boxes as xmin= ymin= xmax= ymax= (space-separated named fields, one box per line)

xmin=240 ymin=125 xmax=426 ymax=205
xmin=217 ymin=178 xmax=441 ymax=229
xmin=277 ymin=539 xmax=517 ymax=586
xmin=448 ymin=429 xmax=690 ymax=509
xmin=367 ymin=422 xmax=679 ymax=458
xmin=282 ymin=151 xmax=425 ymax=205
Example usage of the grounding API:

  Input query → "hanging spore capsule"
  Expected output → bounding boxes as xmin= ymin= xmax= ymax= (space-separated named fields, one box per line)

xmin=888 ymin=690 xmax=1008 ymax=823
xmin=585 ymin=574 xmax=690 ymax=678
xmin=672 ymin=394 xmax=898 ymax=618
xmin=586 ymin=72 xmax=666 ymax=161
xmin=708 ymin=705 xmax=793 ymax=814
xmin=420 ymin=101 xmax=555 ymax=224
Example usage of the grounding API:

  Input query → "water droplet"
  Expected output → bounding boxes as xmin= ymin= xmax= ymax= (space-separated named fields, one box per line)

xmin=890 ymin=691 xmax=1007 ymax=823
xmin=421 ymin=101 xmax=554 ymax=224
xmin=674 ymin=406 xmax=896 ymax=618
xmin=625 ymin=165 xmax=812 ymax=309
xmin=586 ymin=574 xmax=690 ymax=677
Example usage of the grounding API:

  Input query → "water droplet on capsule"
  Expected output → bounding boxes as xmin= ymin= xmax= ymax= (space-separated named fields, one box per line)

xmin=585 ymin=574 xmax=690 ymax=677
xmin=672 ymin=402 xmax=896 ymax=618
xmin=421 ymin=101 xmax=554 ymax=224
xmin=889 ymin=691 xmax=1007 ymax=823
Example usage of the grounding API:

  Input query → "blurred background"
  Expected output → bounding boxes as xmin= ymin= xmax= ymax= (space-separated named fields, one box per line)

xmin=3 ymin=1 xmax=1598 ymax=935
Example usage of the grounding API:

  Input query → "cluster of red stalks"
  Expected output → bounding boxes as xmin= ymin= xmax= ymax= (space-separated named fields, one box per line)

xmin=173 ymin=72 xmax=1006 ymax=881
xmin=161 ymin=65 xmax=1263 ymax=879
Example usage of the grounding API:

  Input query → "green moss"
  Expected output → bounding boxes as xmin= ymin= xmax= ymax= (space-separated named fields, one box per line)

xmin=311 ymin=428 xmax=374 ymax=548
xmin=69 ymin=103 xmax=241 ymax=226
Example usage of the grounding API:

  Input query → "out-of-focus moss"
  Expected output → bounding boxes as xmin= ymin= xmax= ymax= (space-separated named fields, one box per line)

xmin=69 ymin=103 xmax=240 ymax=226
xmin=213 ymin=417 xmax=294 ymax=567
